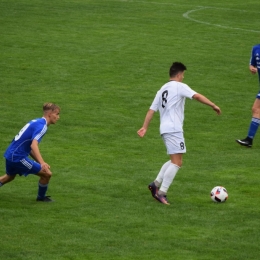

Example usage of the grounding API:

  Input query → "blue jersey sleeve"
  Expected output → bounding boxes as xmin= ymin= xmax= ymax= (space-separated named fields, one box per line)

xmin=250 ymin=47 xmax=256 ymax=67
xmin=250 ymin=44 xmax=260 ymax=68
xmin=31 ymin=120 xmax=47 ymax=143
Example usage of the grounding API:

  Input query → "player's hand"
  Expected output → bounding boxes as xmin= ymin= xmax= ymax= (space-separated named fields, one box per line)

xmin=41 ymin=162 xmax=51 ymax=173
xmin=213 ymin=105 xmax=221 ymax=115
xmin=250 ymin=66 xmax=257 ymax=74
xmin=137 ymin=127 xmax=147 ymax=138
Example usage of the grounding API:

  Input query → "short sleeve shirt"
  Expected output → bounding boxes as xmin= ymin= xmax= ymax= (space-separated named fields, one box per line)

xmin=4 ymin=118 xmax=48 ymax=162
xmin=250 ymin=44 xmax=260 ymax=82
xmin=150 ymin=81 xmax=197 ymax=134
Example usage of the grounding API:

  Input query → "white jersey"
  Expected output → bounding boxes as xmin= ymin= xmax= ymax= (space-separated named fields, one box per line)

xmin=150 ymin=80 xmax=197 ymax=134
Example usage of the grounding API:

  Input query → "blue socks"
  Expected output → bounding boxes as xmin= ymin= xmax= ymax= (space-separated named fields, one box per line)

xmin=37 ymin=182 xmax=48 ymax=199
xmin=247 ymin=117 xmax=260 ymax=139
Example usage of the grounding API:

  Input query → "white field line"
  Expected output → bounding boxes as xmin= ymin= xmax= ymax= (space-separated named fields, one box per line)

xmin=183 ymin=7 xmax=260 ymax=33
xmin=120 ymin=0 xmax=260 ymax=34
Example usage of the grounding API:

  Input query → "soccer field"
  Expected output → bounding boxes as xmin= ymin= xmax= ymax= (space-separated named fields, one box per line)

xmin=1 ymin=0 xmax=260 ymax=259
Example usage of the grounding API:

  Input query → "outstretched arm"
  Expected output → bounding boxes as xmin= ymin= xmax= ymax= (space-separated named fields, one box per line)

xmin=192 ymin=93 xmax=221 ymax=115
xmin=137 ymin=109 xmax=155 ymax=137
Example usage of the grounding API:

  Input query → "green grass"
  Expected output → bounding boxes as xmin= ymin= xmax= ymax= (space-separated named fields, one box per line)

xmin=1 ymin=0 xmax=260 ymax=259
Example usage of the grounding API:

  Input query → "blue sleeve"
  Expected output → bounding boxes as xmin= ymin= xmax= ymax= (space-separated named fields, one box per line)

xmin=250 ymin=46 xmax=256 ymax=67
xmin=31 ymin=122 xmax=47 ymax=143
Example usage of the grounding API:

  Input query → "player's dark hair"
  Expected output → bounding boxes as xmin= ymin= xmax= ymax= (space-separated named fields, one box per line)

xmin=169 ymin=62 xmax=187 ymax=77
xmin=43 ymin=103 xmax=60 ymax=112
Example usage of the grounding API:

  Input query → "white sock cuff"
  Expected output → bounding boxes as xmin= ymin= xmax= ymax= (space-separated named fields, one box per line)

xmin=171 ymin=163 xmax=180 ymax=169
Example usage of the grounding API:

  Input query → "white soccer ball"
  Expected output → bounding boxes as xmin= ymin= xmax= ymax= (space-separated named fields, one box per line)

xmin=210 ymin=186 xmax=228 ymax=202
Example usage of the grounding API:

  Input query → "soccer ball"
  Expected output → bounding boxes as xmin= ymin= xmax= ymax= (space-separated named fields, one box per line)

xmin=210 ymin=186 xmax=228 ymax=202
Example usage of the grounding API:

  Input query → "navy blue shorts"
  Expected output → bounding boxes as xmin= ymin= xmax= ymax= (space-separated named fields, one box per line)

xmin=5 ymin=158 xmax=41 ymax=176
xmin=256 ymin=91 xmax=260 ymax=99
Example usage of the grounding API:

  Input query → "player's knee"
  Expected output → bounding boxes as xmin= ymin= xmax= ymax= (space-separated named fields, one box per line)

xmin=171 ymin=158 xmax=182 ymax=167
xmin=43 ymin=173 xmax=51 ymax=183
xmin=177 ymin=160 xmax=183 ymax=167
xmin=177 ymin=157 xmax=183 ymax=167
xmin=252 ymin=107 xmax=260 ymax=117
xmin=39 ymin=170 xmax=52 ymax=180
xmin=45 ymin=171 xmax=52 ymax=180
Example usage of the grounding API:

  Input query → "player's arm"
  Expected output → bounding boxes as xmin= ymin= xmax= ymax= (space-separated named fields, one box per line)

xmin=192 ymin=93 xmax=221 ymax=115
xmin=137 ymin=109 xmax=155 ymax=137
xmin=30 ymin=139 xmax=50 ymax=171
xmin=30 ymin=149 xmax=38 ymax=161
xmin=249 ymin=48 xmax=257 ymax=74
xmin=249 ymin=65 xmax=257 ymax=74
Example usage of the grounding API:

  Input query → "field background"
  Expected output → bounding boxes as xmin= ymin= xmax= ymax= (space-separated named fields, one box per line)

xmin=1 ymin=0 xmax=260 ymax=259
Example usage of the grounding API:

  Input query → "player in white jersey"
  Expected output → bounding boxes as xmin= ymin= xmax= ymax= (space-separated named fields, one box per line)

xmin=137 ymin=62 xmax=221 ymax=205
xmin=0 ymin=103 xmax=60 ymax=202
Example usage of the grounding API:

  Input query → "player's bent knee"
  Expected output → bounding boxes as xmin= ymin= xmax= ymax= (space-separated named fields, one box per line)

xmin=44 ymin=171 xmax=52 ymax=179
xmin=252 ymin=107 xmax=260 ymax=117
xmin=252 ymin=106 xmax=257 ymax=113
xmin=38 ymin=170 xmax=52 ymax=179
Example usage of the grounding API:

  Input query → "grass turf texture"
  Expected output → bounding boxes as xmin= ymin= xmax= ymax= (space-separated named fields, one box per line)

xmin=1 ymin=0 xmax=260 ymax=259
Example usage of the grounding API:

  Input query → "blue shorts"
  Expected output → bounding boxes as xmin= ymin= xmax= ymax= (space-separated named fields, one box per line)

xmin=5 ymin=158 xmax=41 ymax=176
xmin=256 ymin=91 xmax=260 ymax=99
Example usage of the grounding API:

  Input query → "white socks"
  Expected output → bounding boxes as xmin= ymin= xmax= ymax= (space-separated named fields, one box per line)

xmin=155 ymin=161 xmax=180 ymax=194
xmin=154 ymin=160 xmax=171 ymax=185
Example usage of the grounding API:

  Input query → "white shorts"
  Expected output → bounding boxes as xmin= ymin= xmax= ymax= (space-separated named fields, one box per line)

xmin=161 ymin=132 xmax=186 ymax=154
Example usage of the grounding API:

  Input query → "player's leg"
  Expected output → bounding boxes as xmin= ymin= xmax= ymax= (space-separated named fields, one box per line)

xmin=158 ymin=153 xmax=181 ymax=195
xmin=151 ymin=155 xmax=182 ymax=195
xmin=248 ymin=98 xmax=260 ymax=138
xmin=252 ymin=97 xmax=260 ymax=118
xmin=12 ymin=157 xmax=53 ymax=202
xmin=148 ymin=160 xmax=171 ymax=198
xmin=155 ymin=156 xmax=181 ymax=205
xmin=154 ymin=160 xmax=171 ymax=186
xmin=154 ymin=133 xmax=185 ymax=205
xmin=36 ymin=167 xmax=53 ymax=202
xmin=237 ymin=95 xmax=260 ymax=147
xmin=0 ymin=160 xmax=18 ymax=187
xmin=1 ymin=158 xmax=53 ymax=202
xmin=0 ymin=174 xmax=16 ymax=187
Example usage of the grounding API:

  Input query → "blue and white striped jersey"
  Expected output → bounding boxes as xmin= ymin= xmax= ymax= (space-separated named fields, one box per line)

xmin=4 ymin=118 xmax=47 ymax=162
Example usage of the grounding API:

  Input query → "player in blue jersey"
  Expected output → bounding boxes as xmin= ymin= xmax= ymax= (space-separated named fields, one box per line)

xmin=0 ymin=103 xmax=60 ymax=202
xmin=236 ymin=44 xmax=260 ymax=147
